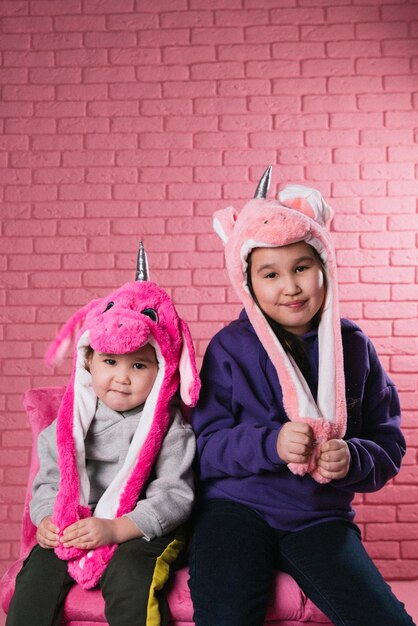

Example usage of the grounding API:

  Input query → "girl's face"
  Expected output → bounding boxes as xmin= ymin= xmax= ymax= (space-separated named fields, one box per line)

xmin=249 ymin=241 xmax=325 ymax=336
xmin=88 ymin=344 xmax=158 ymax=412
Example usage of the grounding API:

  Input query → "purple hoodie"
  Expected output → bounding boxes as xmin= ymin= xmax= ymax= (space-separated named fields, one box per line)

xmin=192 ymin=311 xmax=405 ymax=532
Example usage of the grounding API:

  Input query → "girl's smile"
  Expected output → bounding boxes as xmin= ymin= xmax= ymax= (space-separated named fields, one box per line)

xmin=249 ymin=241 xmax=325 ymax=336
xmin=282 ymin=300 xmax=306 ymax=309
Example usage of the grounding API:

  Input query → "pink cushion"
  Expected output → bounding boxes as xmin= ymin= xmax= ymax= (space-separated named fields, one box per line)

xmin=0 ymin=387 xmax=332 ymax=626
xmin=19 ymin=387 xmax=68 ymax=558
xmin=1 ymin=559 xmax=330 ymax=625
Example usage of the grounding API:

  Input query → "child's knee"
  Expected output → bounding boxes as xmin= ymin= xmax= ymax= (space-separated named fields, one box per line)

xmin=22 ymin=545 xmax=68 ymax=577
xmin=101 ymin=536 xmax=176 ymax=595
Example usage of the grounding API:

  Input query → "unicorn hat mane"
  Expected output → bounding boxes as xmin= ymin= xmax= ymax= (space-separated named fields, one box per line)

xmin=213 ymin=168 xmax=346 ymax=484
xmin=46 ymin=242 xmax=200 ymax=588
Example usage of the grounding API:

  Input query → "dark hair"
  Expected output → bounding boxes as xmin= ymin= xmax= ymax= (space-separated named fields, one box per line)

xmin=246 ymin=246 xmax=324 ymax=380
xmin=84 ymin=345 xmax=94 ymax=371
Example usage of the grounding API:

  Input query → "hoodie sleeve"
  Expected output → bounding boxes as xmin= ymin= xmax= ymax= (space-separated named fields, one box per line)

xmin=192 ymin=329 xmax=285 ymax=480
xmin=333 ymin=328 xmax=406 ymax=493
xmin=125 ymin=408 xmax=196 ymax=540
xmin=30 ymin=420 xmax=60 ymax=527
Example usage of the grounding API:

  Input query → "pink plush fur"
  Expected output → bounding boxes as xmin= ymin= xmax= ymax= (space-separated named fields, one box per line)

xmin=47 ymin=280 xmax=200 ymax=588
xmin=213 ymin=186 xmax=346 ymax=484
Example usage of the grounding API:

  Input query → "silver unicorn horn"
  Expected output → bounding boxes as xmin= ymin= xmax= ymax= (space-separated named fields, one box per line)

xmin=136 ymin=240 xmax=150 ymax=281
xmin=253 ymin=165 xmax=272 ymax=199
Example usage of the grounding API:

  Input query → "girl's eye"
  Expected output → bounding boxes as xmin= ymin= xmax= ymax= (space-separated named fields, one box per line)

xmin=103 ymin=301 xmax=114 ymax=313
xmin=265 ymin=272 xmax=277 ymax=279
xmin=133 ymin=363 xmax=145 ymax=370
xmin=141 ymin=308 xmax=159 ymax=323
xmin=104 ymin=359 xmax=116 ymax=365
xmin=295 ymin=265 xmax=308 ymax=273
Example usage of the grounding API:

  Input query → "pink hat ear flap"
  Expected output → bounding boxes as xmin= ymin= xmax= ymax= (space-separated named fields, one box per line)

xmin=178 ymin=319 xmax=201 ymax=407
xmin=213 ymin=206 xmax=238 ymax=245
xmin=45 ymin=298 xmax=102 ymax=367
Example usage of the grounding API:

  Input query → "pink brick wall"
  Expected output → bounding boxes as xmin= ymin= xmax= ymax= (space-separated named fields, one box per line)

xmin=0 ymin=0 xmax=417 ymax=582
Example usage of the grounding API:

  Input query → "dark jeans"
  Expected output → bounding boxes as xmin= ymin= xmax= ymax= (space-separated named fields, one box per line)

xmin=189 ymin=499 xmax=416 ymax=626
xmin=6 ymin=534 xmax=178 ymax=626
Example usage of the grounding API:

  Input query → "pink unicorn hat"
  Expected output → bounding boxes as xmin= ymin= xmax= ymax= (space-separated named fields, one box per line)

xmin=213 ymin=167 xmax=346 ymax=484
xmin=45 ymin=242 xmax=200 ymax=588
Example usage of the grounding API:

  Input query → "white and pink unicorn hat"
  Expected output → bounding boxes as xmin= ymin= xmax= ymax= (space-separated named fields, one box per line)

xmin=213 ymin=167 xmax=346 ymax=483
xmin=45 ymin=242 xmax=200 ymax=588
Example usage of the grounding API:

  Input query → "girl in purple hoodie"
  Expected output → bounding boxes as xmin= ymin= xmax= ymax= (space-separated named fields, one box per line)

xmin=189 ymin=168 xmax=414 ymax=626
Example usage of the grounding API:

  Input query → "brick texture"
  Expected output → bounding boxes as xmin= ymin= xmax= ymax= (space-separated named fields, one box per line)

xmin=0 ymin=0 xmax=417 ymax=582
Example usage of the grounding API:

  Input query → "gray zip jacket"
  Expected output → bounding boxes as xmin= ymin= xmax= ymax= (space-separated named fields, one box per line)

xmin=31 ymin=400 xmax=196 ymax=540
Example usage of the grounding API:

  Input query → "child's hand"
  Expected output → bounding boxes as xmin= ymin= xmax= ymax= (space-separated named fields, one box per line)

xmin=317 ymin=439 xmax=350 ymax=480
xmin=37 ymin=515 xmax=60 ymax=549
xmin=277 ymin=422 xmax=314 ymax=464
xmin=61 ymin=518 xmax=116 ymax=549
xmin=61 ymin=516 xmax=142 ymax=549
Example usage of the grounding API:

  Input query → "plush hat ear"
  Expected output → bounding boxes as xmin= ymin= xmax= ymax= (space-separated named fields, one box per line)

xmin=45 ymin=298 xmax=102 ymax=367
xmin=278 ymin=185 xmax=333 ymax=228
xmin=213 ymin=206 xmax=238 ymax=245
xmin=178 ymin=319 xmax=201 ymax=407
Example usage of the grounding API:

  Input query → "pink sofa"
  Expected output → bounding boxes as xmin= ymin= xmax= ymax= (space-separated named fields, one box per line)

xmin=0 ymin=387 xmax=331 ymax=626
